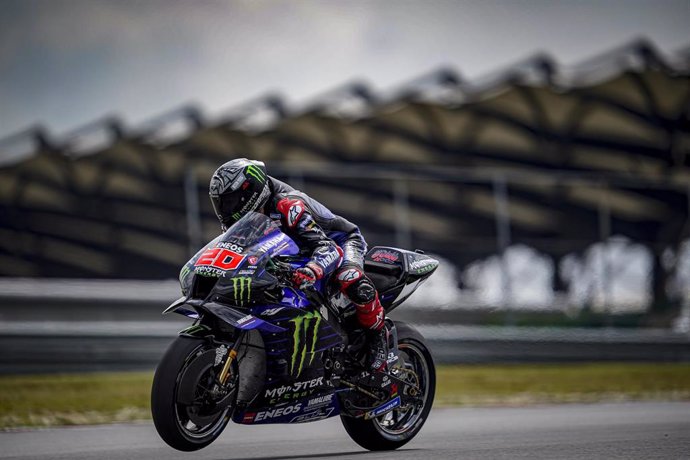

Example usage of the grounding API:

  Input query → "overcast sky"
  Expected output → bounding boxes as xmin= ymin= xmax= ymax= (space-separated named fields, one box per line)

xmin=0 ymin=0 xmax=688 ymax=139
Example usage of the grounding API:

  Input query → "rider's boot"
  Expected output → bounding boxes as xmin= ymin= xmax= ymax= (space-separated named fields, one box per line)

xmin=356 ymin=293 xmax=395 ymax=372
xmin=366 ymin=324 xmax=391 ymax=372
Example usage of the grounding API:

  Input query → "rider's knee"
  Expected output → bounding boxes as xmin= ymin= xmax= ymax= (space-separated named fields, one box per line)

xmin=335 ymin=266 xmax=376 ymax=305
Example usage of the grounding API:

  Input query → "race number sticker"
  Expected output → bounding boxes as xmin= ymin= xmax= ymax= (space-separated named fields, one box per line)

xmin=195 ymin=248 xmax=245 ymax=271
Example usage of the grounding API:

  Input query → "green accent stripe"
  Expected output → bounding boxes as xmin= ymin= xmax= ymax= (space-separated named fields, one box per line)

xmin=297 ymin=321 xmax=308 ymax=377
xmin=233 ymin=278 xmax=239 ymax=304
xmin=290 ymin=316 xmax=302 ymax=375
xmin=309 ymin=315 xmax=321 ymax=366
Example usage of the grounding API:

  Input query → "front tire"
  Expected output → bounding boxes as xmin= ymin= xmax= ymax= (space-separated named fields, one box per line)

xmin=151 ymin=336 xmax=235 ymax=451
xmin=340 ymin=321 xmax=436 ymax=451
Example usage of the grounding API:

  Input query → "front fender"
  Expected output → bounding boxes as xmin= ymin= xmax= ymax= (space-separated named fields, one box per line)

xmin=164 ymin=297 xmax=286 ymax=333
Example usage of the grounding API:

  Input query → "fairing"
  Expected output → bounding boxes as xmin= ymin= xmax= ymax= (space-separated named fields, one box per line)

xmin=168 ymin=212 xmax=300 ymax=323
xmin=178 ymin=212 xmax=298 ymax=295
xmin=364 ymin=246 xmax=439 ymax=311
xmin=232 ymin=299 xmax=346 ymax=425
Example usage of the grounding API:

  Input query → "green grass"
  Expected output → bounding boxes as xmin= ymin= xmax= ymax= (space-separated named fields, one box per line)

xmin=0 ymin=372 xmax=152 ymax=428
xmin=435 ymin=363 xmax=690 ymax=406
xmin=1 ymin=363 xmax=689 ymax=429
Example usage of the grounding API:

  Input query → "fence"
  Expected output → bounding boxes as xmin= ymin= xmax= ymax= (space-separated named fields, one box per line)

xmin=1 ymin=280 xmax=688 ymax=374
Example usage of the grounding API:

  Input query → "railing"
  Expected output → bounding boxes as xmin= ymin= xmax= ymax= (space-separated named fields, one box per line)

xmin=1 ymin=280 xmax=688 ymax=374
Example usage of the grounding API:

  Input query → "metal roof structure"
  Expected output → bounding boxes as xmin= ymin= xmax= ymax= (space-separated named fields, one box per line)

xmin=1 ymin=39 xmax=688 ymax=310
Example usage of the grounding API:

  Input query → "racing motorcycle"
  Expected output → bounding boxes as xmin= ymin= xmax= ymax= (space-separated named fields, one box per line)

xmin=151 ymin=211 xmax=438 ymax=452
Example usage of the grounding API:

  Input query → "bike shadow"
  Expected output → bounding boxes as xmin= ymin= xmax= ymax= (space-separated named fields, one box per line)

xmin=219 ymin=448 xmax=421 ymax=460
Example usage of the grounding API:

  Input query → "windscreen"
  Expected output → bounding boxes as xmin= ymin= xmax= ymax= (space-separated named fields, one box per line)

xmin=179 ymin=212 xmax=296 ymax=293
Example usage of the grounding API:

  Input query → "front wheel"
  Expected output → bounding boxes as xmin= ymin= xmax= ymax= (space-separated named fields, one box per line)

xmin=340 ymin=321 xmax=436 ymax=451
xmin=151 ymin=336 xmax=236 ymax=451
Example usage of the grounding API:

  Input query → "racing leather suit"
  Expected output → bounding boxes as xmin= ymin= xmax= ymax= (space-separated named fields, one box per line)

xmin=264 ymin=177 xmax=385 ymax=331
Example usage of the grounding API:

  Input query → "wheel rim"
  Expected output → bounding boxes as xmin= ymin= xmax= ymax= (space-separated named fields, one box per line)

xmin=173 ymin=345 xmax=233 ymax=440
xmin=373 ymin=341 xmax=430 ymax=436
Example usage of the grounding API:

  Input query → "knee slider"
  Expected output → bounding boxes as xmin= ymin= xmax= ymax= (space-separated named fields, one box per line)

xmin=346 ymin=277 xmax=376 ymax=305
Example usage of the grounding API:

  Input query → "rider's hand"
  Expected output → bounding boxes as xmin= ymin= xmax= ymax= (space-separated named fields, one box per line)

xmin=292 ymin=263 xmax=323 ymax=289
xmin=293 ymin=267 xmax=317 ymax=289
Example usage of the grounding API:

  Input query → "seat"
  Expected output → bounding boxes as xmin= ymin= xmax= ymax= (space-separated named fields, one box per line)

xmin=364 ymin=260 xmax=403 ymax=294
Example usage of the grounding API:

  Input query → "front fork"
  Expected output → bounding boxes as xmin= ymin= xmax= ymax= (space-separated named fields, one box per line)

xmin=179 ymin=321 xmax=245 ymax=386
xmin=218 ymin=330 xmax=245 ymax=385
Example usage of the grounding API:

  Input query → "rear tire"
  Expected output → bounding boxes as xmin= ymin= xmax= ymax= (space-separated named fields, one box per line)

xmin=151 ymin=336 xmax=235 ymax=451
xmin=340 ymin=321 xmax=436 ymax=451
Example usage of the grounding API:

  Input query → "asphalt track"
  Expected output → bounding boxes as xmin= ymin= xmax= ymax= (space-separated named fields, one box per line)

xmin=1 ymin=403 xmax=689 ymax=460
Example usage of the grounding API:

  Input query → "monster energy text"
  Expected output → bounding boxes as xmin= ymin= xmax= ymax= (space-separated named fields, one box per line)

xmin=231 ymin=277 xmax=252 ymax=305
xmin=289 ymin=311 xmax=322 ymax=377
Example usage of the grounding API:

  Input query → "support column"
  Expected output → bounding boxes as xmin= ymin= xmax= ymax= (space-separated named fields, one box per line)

xmin=597 ymin=184 xmax=611 ymax=313
xmin=552 ymin=254 xmax=568 ymax=293
xmin=492 ymin=174 xmax=512 ymax=311
xmin=393 ymin=178 xmax=412 ymax=250
xmin=650 ymin=249 xmax=671 ymax=313
xmin=184 ymin=167 xmax=203 ymax=256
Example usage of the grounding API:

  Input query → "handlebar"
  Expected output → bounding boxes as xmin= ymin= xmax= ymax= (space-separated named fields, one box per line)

xmin=267 ymin=257 xmax=325 ymax=300
xmin=267 ymin=258 xmax=294 ymax=283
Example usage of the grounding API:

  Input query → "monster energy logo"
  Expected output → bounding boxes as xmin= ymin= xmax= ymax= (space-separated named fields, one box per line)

xmin=231 ymin=277 xmax=252 ymax=305
xmin=289 ymin=311 xmax=322 ymax=377
xmin=245 ymin=164 xmax=266 ymax=183
xmin=179 ymin=265 xmax=191 ymax=284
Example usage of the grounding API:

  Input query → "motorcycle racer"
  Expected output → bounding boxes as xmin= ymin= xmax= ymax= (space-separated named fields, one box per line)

xmin=209 ymin=158 xmax=392 ymax=372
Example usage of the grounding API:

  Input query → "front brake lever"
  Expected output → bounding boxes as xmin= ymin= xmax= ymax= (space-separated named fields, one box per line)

xmin=267 ymin=258 xmax=287 ymax=274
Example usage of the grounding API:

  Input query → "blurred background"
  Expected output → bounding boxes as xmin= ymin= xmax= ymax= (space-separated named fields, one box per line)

xmin=1 ymin=0 xmax=689 ymax=373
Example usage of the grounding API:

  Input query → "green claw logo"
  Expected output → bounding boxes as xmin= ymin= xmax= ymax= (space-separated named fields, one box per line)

xmin=231 ymin=277 xmax=252 ymax=305
xmin=179 ymin=265 xmax=191 ymax=284
xmin=289 ymin=311 xmax=322 ymax=377
xmin=245 ymin=164 xmax=266 ymax=183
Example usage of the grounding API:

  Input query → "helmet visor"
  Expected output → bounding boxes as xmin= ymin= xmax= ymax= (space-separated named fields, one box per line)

xmin=210 ymin=193 xmax=243 ymax=227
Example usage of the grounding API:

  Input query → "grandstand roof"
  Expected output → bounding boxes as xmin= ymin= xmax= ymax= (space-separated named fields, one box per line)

xmin=1 ymin=39 xmax=688 ymax=279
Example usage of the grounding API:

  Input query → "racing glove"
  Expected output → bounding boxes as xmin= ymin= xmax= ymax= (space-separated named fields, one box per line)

xmin=292 ymin=263 xmax=323 ymax=289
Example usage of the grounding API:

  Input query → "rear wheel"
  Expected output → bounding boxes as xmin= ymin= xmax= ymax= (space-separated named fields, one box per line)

xmin=151 ymin=336 xmax=237 ymax=451
xmin=340 ymin=321 xmax=436 ymax=451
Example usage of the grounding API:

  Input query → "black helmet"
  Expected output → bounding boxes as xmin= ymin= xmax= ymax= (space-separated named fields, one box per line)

xmin=209 ymin=158 xmax=270 ymax=230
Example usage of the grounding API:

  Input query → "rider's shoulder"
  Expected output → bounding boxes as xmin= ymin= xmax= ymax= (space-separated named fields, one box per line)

xmin=275 ymin=194 xmax=309 ymax=228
